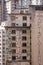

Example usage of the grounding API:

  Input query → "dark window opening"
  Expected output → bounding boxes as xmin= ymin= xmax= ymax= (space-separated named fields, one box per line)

xmin=35 ymin=7 xmax=43 ymax=10
xmin=12 ymin=56 xmax=16 ymax=60
xmin=22 ymin=49 xmax=27 ymax=53
xmin=12 ymin=49 xmax=16 ymax=53
xmin=23 ymin=23 xmax=27 ymax=27
xmin=23 ymin=16 xmax=27 ymax=20
xmin=22 ymin=56 xmax=27 ymax=60
xmin=22 ymin=36 xmax=27 ymax=40
xmin=22 ymin=30 xmax=26 ymax=34
xmin=22 ymin=43 xmax=27 ymax=47
xmin=12 ymin=36 xmax=16 ymax=40
xmin=12 ymin=30 xmax=16 ymax=34
xmin=12 ymin=43 xmax=16 ymax=47
xmin=12 ymin=23 xmax=15 ymax=26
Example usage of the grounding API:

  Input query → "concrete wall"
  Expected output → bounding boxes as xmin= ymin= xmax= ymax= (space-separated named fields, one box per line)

xmin=31 ymin=10 xmax=43 ymax=65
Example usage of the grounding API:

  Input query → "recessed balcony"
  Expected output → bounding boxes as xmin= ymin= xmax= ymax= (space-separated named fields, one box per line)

xmin=11 ymin=8 xmax=30 ymax=14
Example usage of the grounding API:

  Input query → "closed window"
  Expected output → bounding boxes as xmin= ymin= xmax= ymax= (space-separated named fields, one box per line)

xmin=3 ymin=35 xmax=5 ymax=37
xmin=12 ymin=30 xmax=16 ymax=34
xmin=22 ymin=56 xmax=27 ymax=60
xmin=0 ymin=55 xmax=1 ymax=57
xmin=3 ymin=31 xmax=5 ymax=33
xmin=0 ymin=63 xmax=1 ymax=65
xmin=23 ymin=16 xmax=27 ymax=20
xmin=0 ymin=48 xmax=1 ymax=49
xmin=11 ymin=16 xmax=15 ymax=21
xmin=0 ymin=44 xmax=1 ymax=45
xmin=3 ymin=47 xmax=5 ymax=49
xmin=23 ymin=23 xmax=27 ymax=27
xmin=3 ymin=51 xmax=5 ymax=53
xmin=22 ymin=30 xmax=26 ymax=34
xmin=22 ymin=36 xmax=27 ymax=40
xmin=3 ymin=55 xmax=5 ymax=57
xmin=22 ymin=49 xmax=27 ymax=53
xmin=12 ymin=43 xmax=16 ymax=47
xmin=3 ymin=59 xmax=5 ymax=61
xmin=12 ymin=36 xmax=16 ymax=40
xmin=3 ymin=43 xmax=5 ymax=45
xmin=12 ymin=23 xmax=15 ymax=26
xmin=12 ymin=56 xmax=16 ymax=60
xmin=12 ymin=49 xmax=16 ymax=53
xmin=3 ymin=63 xmax=5 ymax=65
xmin=3 ymin=39 xmax=5 ymax=41
xmin=0 ymin=36 xmax=1 ymax=37
xmin=22 ymin=43 xmax=27 ymax=47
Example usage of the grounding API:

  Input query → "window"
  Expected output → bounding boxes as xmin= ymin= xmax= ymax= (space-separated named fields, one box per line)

xmin=3 ymin=47 xmax=5 ymax=49
xmin=0 ymin=48 xmax=1 ymax=49
xmin=22 ymin=49 xmax=27 ymax=53
xmin=0 ymin=59 xmax=1 ymax=61
xmin=23 ymin=23 xmax=27 ymax=27
xmin=3 ymin=63 xmax=5 ymax=65
xmin=23 ymin=16 xmax=27 ymax=20
xmin=3 ymin=31 xmax=5 ymax=33
xmin=11 ymin=16 xmax=15 ymax=21
xmin=0 ymin=55 xmax=1 ymax=57
xmin=0 ymin=63 xmax=1 ymax=65
xmin=12 ymin=23 xmax=15 ymax=26
xmin=3 ymin=51 xmax=5 ymax=53
xmin=12 ymin=36 xmax=16 ymax=40
xmin=0 ymin=36 xmax=1 ymax=37
xmin=30 ymin=17 xmax=32 ymax=20
xmin=12 ymin=30 xmax=16 ymax=34
xmin=22 ymin=56 xmax=27 ymax=60
xmin=22 ymin=36 xmax=27 ymax=40
xmin=3 ymin=39 xmax=5 ymax=41
xmin=3 ymin=55 xmax=5 ymax=57
xmin=0 ymin=1 xmax=1 ymax=3
xmin=22 ymin=43 xmax=27 ymax=47
xmin=12 ymin=56 xmax=16 ymax=60
xmin=3 ymin=59 xmax=5 ymax=61
xmin=12 ymin=43 xmax=16 ymax=47
xmin=22 ymin=30 xmax=26 ymax=34
xmin=0 ymin=44 xmax=1 ymax=45
xmin=3 ymin=35 xmax=5 ymax=37
xmin=3 ymin=43 xmax=5 ymax=46
xmin=12 ymin=49 xmax=16 ymax=53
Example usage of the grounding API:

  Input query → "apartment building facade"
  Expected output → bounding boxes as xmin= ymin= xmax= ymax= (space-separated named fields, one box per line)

xmin=5 ymin=0 xmax=32 ymax=65
xmin=0 ymin=0 xmax=7 ymax=22
xmin=0 ymin=0 xmax=2 ymax=22
xmin=4 ymin=0 xmax=43 ymax=65
xmin=31 ymin=5 xmax=43 ymax=65
xmin=0 ymin=22 xmax=6 ymax=65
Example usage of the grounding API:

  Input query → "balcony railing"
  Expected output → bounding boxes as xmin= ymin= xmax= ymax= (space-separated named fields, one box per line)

xmin=11 ymin=8 xmax=30 ymax=14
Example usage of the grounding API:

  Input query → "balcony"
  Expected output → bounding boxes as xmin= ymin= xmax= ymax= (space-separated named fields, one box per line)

xmin=11 ymin=8 xmax=30 ymax=15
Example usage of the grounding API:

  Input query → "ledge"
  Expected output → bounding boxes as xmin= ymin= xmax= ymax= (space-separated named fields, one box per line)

xmin=6 ymin=60 xmax=30 ymax=62
xmin=5 ymin=26 xmax=30 ymax=28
